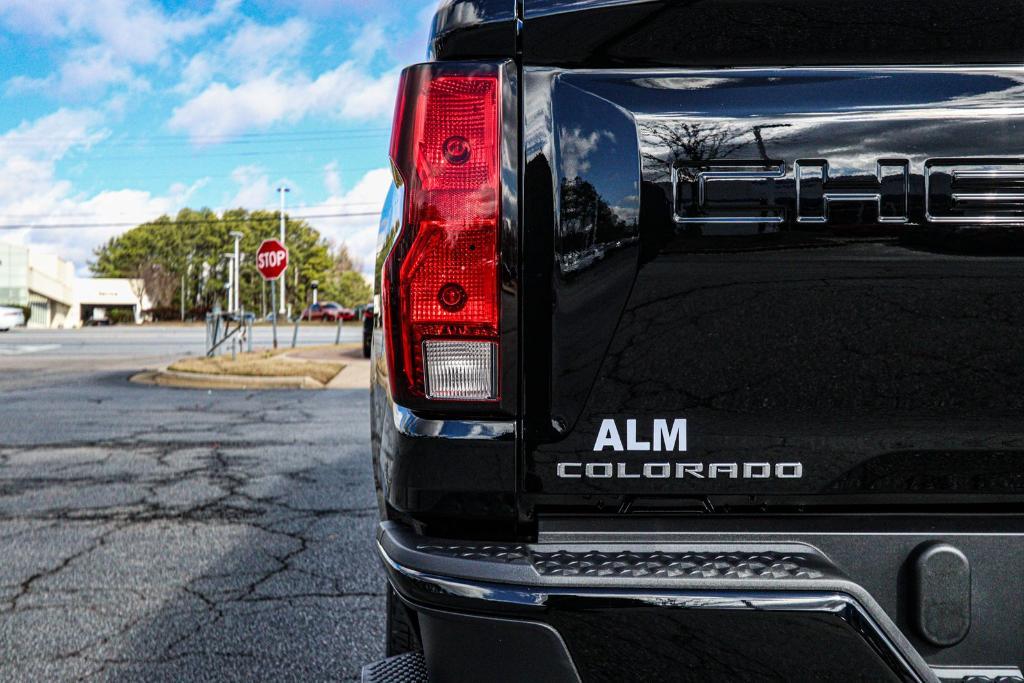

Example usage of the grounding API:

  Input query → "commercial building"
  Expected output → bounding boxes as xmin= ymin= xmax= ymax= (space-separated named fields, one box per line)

xmin=0 ymin=243 xmax=150 ymax=328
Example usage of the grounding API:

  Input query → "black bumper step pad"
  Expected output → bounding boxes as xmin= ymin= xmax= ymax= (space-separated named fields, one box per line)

xmin=361 ymin=651 xmax=428 ymax=683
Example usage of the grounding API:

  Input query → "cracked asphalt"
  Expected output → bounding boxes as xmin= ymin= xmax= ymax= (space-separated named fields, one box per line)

xmin=0 ymin=334 xmax=382 ymax=681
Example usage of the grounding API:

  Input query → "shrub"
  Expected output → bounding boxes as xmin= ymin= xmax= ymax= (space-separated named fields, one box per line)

xmin=107 ymin=308 xmax=136 ymax=324
xmin=145 ymin=306 xmax=181 ymax=322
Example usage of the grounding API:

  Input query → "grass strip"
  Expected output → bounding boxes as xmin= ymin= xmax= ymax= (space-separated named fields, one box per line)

xmin=169 ymin=350 xmax=344 ymax=385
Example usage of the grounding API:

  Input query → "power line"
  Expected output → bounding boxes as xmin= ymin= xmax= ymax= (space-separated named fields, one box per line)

xmin=68 ymin=146 xmax=388 ymax=162
xmin=60 ymin=164 xmax=391 ymax=184
xmin=2 ymin=135 xmax=390 ymax=150
xmin=0 ymin=202 xmax=383 ymax=220
xmin=0 ymin=210 xmax=381 ymax=231
xmin=85 ymin=134 xmax=389 ymax=149
xmin=2 ymin=127 xmax=391 ymax=144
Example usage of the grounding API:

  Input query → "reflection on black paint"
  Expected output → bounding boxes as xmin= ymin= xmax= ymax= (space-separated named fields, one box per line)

xmin=559 ymin=177 xmax=633 ymax=273
xmin=525 ymin=66 xmax=1024 ymax=508
xmin=640 ymin=120 xmax=748 ymax=181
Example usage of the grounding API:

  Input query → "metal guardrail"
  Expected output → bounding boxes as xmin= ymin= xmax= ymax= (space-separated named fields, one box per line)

xmin=204 ymin=308 xmax=351 ymax=356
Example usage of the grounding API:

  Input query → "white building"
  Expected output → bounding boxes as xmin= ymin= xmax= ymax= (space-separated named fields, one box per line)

xmin=0 ymin=243 xmax=151 ymax=328
xmin=68 ymin=277 xmax=152 ymax=327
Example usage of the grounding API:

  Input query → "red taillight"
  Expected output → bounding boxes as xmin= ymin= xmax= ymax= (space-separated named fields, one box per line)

xmin=384 ymin=64 xmax=501 ymax=404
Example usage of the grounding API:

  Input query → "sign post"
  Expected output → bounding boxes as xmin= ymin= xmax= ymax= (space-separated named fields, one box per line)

xmin=256 ymin=239 xmax=289 ymax=349
xmin=270 ymin=284 xmax=277 ymax=349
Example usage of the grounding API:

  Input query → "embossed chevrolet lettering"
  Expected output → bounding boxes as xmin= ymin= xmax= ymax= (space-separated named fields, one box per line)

xmin=672 ymin=157 xmax=1024 ymax=225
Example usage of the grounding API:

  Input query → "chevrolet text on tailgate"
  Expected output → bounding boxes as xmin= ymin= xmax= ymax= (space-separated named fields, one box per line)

xmin=364 ymin=1 xmax=1024 ymax=681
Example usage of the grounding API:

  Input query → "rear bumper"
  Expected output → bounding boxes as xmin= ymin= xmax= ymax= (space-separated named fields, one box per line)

xmin=376 ymin=521 xmax=966 ymax=683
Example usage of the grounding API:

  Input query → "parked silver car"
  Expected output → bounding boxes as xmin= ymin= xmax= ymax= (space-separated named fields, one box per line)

xmin=0 ymin=306 xmax=26 ymax=331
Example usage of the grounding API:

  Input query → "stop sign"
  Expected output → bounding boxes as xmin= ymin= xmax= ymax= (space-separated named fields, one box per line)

xmin=256 ymin=239 xmax=289 ymax=280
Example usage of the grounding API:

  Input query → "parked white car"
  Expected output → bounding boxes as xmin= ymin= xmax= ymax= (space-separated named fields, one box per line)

xmin=0 ymin=306 xmax=26 ymax=331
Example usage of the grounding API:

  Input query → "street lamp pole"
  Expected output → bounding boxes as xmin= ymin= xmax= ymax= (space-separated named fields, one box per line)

xmin=277 ymin=186 xmax=289 ymax=316
xmin=223 ymin=253 xmax=235 ymax=312
xmin=229 ymin=231 xmax=244 ymax=315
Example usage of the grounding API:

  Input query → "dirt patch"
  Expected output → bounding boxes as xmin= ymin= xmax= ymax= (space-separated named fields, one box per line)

xmin=169 ymin=350 xmax=344 ymax=385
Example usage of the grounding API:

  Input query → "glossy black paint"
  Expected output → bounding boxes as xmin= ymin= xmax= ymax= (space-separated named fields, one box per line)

xmin=382 ymin=515 xmax=1024 ymax=675
xmin=369 ymin=3 xmax=1024 ymax=678
xmin=537 ymin=514 xmax=1024 ymax=670
xmin=522 ymin=0 xmax=1024 ymax=68
xmin=381 ymin=525 xmax=924 ymax=681
xmin=428 ymin=0 xmax=518 ymax=61
xmin=522 ymin=66 xmax=1024 ymax=512
xmin=548 ymin=606 xmax=909 ymax=682
xmin=369 ymin=60 xmax=520 ymax=534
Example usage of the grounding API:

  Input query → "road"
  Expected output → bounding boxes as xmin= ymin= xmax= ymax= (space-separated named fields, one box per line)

xmin=0 ymin=327 xmax=383 ymax=681
xmin=0 ymin=324 xmax=362 ymax=391
xmin=0 ymin=323 xmax=360 ymax=357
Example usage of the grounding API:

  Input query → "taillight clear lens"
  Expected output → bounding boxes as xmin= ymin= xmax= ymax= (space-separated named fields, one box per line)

xmin=384 ymin=64 xmax=501 ymax=404
xmin=423 ymin=340 xmax=497 ymax=400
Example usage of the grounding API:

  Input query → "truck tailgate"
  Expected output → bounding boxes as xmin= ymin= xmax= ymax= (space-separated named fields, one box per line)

xmin=521 ymin=66 xmax=1024 ymax=514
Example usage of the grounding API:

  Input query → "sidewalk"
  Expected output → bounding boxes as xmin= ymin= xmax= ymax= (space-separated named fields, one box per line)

xmin=284 ymin=345 xmax=370 ymax=389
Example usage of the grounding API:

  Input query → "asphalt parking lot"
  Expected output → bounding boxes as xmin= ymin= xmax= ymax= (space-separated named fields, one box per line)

xmin=0 ymin=326 xmax=383 ymax=681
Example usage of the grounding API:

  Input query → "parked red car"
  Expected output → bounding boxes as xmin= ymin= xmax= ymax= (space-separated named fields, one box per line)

xmin=300 ymin=302 xmax=354 ymax=322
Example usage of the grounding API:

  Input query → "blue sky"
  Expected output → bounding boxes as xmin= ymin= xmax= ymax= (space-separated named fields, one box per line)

xmin=0 ymin=0 xmax=437 ymax=275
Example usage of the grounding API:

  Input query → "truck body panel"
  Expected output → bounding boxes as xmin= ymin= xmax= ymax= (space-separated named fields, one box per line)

xmin=522 ymin=66 xmax=1024 ymax=512
xmin=366 ymin=2 xmax=1024 ymax=680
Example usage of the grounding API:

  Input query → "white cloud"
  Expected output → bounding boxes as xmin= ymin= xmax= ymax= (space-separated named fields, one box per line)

xmin=304 ymin=165 xmax=391 ymax=276
xmin=0 ymin=0 xmax=239 ymax=64
xmin=7 ymin=45 xmax=149 ymax=98
xmin=175 ymin=53 xmax=215 ymax=96
xmin=559 ymin=127 xmax=616 ymax=178
xmin=227 ymin=165 xmax=274 ymax=209
xmin=223 ymin=18 xmax=309 ymax=74
xmin=169 ymin=63 xmax=399 ymax=142
xmin=350 ymin=21 xmax=387 ymax=63
xmin=221 ymin=162 xmax=390 ymax=277
xmin=1 ymin=0 xmax=237 ymax=100
xmin=174 ymin=17 xmax=311 ymax=96
xmin=323 ymin=161 xmax=343 ymax=197
xmin=0 ymin=109 xmax=203 ymax=272
xmin=18 ymin=181 xmax=204 ymax=272
xmin=221 ymin=162 xmax=390 ymax=275
xmin=0 ymin=109 xmax=107 ymax=202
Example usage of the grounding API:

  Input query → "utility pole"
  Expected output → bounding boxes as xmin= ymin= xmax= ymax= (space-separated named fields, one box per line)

xmin=181 ymin=254 xmax=192 ymax=322
xmin=223 ymin=253 xmax=236 ymax=312
xmin=277 ymin=186 xmax=289 ymax=316
xmin=230 ymin=231 xmax=243 ymax=315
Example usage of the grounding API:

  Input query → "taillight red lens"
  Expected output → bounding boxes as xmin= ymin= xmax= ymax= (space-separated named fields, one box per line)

xmin=384 ymin=64 xmax=501 ymax=403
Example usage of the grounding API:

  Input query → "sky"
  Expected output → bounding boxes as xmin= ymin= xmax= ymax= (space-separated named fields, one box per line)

xmin=0 ymin=0 xmax=438 ymax=277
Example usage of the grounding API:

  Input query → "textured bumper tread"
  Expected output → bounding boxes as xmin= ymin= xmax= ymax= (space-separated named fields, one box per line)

xmin=416 ymin=543 xmax=530 ymax=563
xmin=416 ymin=543 xmax=828 ymax=580
xmin=361 ymin=651 xmax=428 ymax=683
xmin=532 ymin=550 xmax=827 ymax=579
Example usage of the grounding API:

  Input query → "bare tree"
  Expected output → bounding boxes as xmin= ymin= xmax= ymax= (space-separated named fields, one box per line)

xmin=129 ymin=262 xmax=177 ymax=308
xmin=639 ymin=121 xmax=750 ymax=181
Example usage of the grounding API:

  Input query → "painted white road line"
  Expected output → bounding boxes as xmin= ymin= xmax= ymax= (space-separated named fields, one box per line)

xmin=0 ymin=344 xmax=61 ymax=355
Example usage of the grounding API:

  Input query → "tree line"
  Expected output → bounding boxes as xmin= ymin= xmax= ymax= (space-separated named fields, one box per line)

xmin=90 ymin=208 xmax=372 ymax=319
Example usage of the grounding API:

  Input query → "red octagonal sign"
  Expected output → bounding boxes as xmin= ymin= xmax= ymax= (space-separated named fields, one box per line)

xmin=256 ymin=239 xmax=289 ymax=281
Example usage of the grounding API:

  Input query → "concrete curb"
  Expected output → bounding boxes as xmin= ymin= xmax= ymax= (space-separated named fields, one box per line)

xmin=129 ymin=345 xmax=371 ymax=391
xmin=130 ymin=369 xmax=325 ymax=390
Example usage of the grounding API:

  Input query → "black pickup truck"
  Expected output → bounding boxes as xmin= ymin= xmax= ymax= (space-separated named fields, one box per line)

xmin=365 ymin=1 xmax=1024 ymax=681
